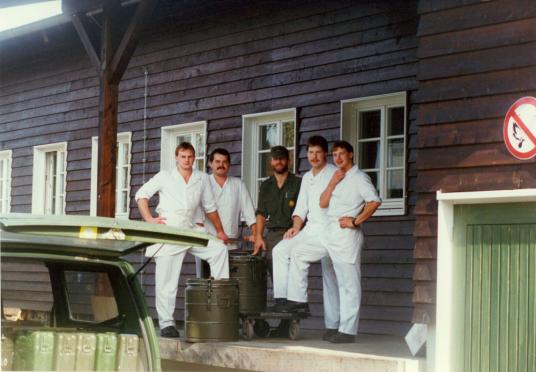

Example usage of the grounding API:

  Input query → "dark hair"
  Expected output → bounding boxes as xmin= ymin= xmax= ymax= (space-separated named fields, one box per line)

xmin=209 ymin=148 xmax=231 ymax=162
xmin=306 ymin=135 xmax=328 ymax=153
xmin=175 ymin=142 xmax=195 ymax=156
xmin=332 ymin=140 xmax=354 ymax=154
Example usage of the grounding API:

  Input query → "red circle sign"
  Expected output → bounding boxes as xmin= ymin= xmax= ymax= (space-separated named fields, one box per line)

xmin=503 ymin=96 xmax=536 ymax=160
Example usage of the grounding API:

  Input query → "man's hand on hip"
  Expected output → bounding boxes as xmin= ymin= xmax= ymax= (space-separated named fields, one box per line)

xmin=338 ymin=216 xmax=356 ymax=229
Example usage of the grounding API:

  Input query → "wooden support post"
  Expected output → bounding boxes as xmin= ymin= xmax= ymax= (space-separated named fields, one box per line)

xmin=68 ymin=0 xmax=157 ymax=217
xmin=96 ymin=0 xmax=121 ymax=218
xmin=96 ymin=79 xmax=118 ymax=217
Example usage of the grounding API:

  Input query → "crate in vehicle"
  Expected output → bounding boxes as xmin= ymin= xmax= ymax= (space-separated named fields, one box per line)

xmin=95 ymin=332 xmax=117 ymax=371
xmin=116 ymin=334 xmax=139 ymax=371
xmin=1 ymin=332 xmax=14 ymax=371
xmin=53 ymin=332 xmax=77 ymax=371
xmin=75 ymin=332 xmax=97 ymax=371
xmin=13 ymin=330 xmax=55 ymax=371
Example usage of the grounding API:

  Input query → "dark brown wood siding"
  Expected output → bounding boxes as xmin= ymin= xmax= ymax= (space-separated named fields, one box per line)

xmin=413 ymin=0 xmax=536 ymax=323
xmin=0 ymin=0 xmax=419 ymax=335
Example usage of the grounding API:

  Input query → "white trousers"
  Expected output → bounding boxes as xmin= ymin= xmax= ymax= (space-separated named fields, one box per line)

xmin=272 ymin=226 xmax=340 ymax=329
xmin=154 ymin=240 xmax=229 ymax=329
xmin=287 ymin=228 xmax=362 ymax=335
xmin=320 ymin=256 xmax=341 ymax=330
xmin=195 ymin=244 xmax=238 ymax=278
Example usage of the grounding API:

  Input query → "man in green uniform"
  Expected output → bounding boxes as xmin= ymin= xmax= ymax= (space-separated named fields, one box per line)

xmin=253 ymin=145 xmax=301 ymax=281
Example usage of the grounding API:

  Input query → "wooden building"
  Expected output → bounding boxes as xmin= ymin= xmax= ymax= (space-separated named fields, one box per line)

xmin=1 ymin=0 xmax=535 ymax=368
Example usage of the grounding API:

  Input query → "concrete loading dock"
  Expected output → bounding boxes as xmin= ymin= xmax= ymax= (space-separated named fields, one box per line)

xmin=159 ymin=331 xmax=425 ymax=372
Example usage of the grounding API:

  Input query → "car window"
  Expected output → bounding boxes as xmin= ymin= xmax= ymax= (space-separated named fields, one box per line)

xmin=1 ymin=259 xmax=52 ymax=325
xmin=64 ymin=271 xmax=119 ymax=323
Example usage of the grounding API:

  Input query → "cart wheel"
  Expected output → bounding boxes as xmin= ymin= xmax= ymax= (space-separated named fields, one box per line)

xmin=288 ymin=319 xmax=300 ymax=340
xmin=244 ymin=319 xmax=255 ymax=340
xmin=253 ymin=319 xmax=270 ymax=338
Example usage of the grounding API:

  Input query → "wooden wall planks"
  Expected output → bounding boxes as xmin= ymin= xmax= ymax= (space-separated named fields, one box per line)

xmin=413 ymin=0 xmax=536 ymax=323
xmin=0 ymin=0 xmax=419 ymax=335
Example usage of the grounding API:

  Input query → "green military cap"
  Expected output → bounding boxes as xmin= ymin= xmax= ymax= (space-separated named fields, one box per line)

xmin=270 ymin=145 xmax=289 ymax=159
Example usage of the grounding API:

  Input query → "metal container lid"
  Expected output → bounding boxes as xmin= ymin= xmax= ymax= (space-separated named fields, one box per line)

xmin=186 ymin=278 xmax=239 ymax=287
xmin=229 ymin=252 xmax=265 ymax=262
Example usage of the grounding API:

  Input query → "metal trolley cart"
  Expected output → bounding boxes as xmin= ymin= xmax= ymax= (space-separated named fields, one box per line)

xmin=229 ymin=250 xmax=309 ymax=340
xmin=241 ymin=311 xmax=309 ymax=341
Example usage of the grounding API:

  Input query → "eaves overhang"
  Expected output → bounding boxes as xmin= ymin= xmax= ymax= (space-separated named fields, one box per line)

xmin=0 ymin=0 xmax=140 ymax=43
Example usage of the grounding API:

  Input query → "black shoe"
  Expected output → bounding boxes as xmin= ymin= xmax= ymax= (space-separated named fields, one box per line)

xmin=160 ymin=326 xmax=180 ymax=338
xmin=266 ymin=298 xmax=287 ymax=313
xmin=322 ymin=328 xmax=338 ymax=341
xmin=328 ymin=331 xmax=355 ymax=344
xmin=279 ymin=300 xmax=310 ymax=314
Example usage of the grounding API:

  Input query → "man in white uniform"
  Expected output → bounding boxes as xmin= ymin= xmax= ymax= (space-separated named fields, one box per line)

xmin=195 ymin=148 xmax=257 ymax=276
xmin=271 ymin=136 xmax=337 ymax=320
xmin=135 ymin=142 xmax=230 ymax=338
xmin=285 ymin=140 xmax=381 ymax=343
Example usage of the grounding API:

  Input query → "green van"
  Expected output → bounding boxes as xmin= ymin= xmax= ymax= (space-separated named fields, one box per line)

xmin=1 ymin=213 xmax=216 ymax=371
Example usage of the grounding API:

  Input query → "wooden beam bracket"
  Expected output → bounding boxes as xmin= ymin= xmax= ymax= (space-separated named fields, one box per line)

xmin=110 ymin=0 xmax=158 ymax=84
xmin=71 ymin=13 xmax=101 ymax=74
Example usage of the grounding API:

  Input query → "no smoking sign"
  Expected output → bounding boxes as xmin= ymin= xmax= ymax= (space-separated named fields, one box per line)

xmin=503 ymin=96 xmax=536 ymax=160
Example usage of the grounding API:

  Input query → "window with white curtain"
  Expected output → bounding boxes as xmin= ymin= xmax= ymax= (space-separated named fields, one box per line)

xmin=341 ymin=92 xmax=407 ymax=216
xmin=32 ymin=142 xmax=67 ymax=215
xmin=242 ymin=109 xmax=296 ymax=201
xmin=90 ymin=132 xmax=132 ymax=218
xmin=160 ymin=121 xmax=206 ymax=172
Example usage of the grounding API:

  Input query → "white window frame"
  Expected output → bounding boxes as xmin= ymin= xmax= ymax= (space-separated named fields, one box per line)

xmin=90 ymin=132 xmax=132 ymax=218
xmin=0 ymin=150 xmax=13 ymax=214
xmin=161 ymin=121 xmax=207 ymax=172
xmin=32 ymin=142 xmax=67 ymax=215
xmin=242 ymin=108 xmax=297 ymax=202
xmin=341 ymin=92 xmax=407 ymax=216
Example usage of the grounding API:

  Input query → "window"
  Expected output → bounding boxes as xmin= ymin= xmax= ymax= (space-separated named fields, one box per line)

xmin=0 ymin=150 xmax=12 ymax=213
xmin=161 ymin=121 xmax=206 ymax=172
xmin=32 ymin=142 xmax=67 ymax=215
xmin=242 ymin=109 xmax=296 ymax=200
xmin=64 ymin=270 xmax=118 ymax=322
xmin=341 ymin=92 xmax=407 ymax=216
xmin=90 ymin=132 xmax=132 ymax=218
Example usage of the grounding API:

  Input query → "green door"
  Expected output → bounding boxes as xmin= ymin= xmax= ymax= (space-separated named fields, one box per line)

xmin=454 ymin=203 xmax=536 ymax=372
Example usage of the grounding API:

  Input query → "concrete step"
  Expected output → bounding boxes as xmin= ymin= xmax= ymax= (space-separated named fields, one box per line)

xmin=160 ymin=331 xmax=426 ymax=372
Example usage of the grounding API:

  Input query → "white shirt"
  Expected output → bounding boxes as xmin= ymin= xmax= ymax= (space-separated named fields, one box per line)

xmin=317 ymin=165 xmax=380 ymax=263
xmin=203 ymin=175 xmax=256 ymax=239
xmin=326 ymin=165 xmax=381 ymax=220
xmin=135 ymin=168 xmax=217 ymax=229
xmin=292 ymin=163 xmax=337 ymax=226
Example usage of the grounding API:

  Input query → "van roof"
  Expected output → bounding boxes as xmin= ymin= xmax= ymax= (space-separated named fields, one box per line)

xmin=0 ymin=213 xmax=212 ymax=258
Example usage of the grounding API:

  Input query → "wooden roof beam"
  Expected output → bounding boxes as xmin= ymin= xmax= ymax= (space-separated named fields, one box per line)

xmin=71 ymin=13 xmax=101 ymax=74
xmin=109 ymin=0 xmax=158 ymax=84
